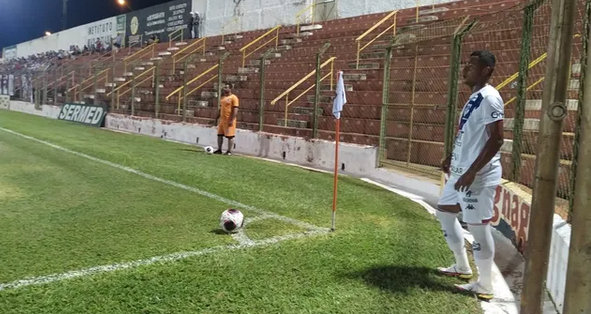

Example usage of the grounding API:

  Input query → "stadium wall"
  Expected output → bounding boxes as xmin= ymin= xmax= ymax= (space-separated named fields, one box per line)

xmin=336 ymin=0 xmax=456 ymax=18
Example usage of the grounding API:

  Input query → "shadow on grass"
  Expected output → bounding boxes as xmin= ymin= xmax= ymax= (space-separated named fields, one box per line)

xmin=210 ymin=228 xmax=229 ymax=235
xmin=178 ymin=148 xmax=201 ymax=153
xmin=346 ymin=265 xmax=462 ymax=295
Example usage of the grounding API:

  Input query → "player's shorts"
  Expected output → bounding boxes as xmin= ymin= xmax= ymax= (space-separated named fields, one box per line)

xmin=217 ymin=119 xmax=236 ymax=138
xmin=438 ymin=175 xmax=496 ymax=224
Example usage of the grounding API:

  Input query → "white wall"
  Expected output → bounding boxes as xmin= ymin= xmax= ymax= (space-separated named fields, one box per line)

xmin=7 ymin=101 xmax=61 ymax=118
xmin=15 ymin=16 xmax=121 ymax=58
xmin=337 ymin=0 xmax=457 ymax=18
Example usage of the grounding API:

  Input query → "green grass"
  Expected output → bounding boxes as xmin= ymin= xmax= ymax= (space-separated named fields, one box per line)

xmin=0 ymin=110 xmax=480 ymax=313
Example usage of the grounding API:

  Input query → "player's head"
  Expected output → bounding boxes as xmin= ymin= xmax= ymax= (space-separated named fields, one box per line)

xmin=222 ymin=83 xmax=232 ymax=96
xmin=463 ymin=50 xmax=496 ymax=87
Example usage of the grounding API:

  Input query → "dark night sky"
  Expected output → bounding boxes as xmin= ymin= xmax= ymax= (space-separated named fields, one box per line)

xmin=0 ymin=0 xmax=173 ymax=50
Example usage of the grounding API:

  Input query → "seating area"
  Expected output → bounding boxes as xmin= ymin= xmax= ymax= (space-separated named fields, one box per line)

xmin=3 ymin=0 xmax=583 ymax=195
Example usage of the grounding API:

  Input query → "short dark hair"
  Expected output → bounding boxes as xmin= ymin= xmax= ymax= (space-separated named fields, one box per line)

xmin=471 ymin=50 xmax=496 ymax=68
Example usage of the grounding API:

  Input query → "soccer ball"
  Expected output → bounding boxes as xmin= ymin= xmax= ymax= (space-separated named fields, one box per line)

xmin=219 ymin=209 xmax=244 ymax=233
xmin=204 ymin=146 xmax=214 ymax=154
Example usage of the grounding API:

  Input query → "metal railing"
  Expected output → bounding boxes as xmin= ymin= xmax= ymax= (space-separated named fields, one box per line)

xmin=123 ymin=43 xmax=156 ymax=73
xmin=355 ymin=10 xmax=398 ymax=69
xmin=166 ymin=63 xmax=219 ymax=113
xmin=239 ymin=25 xmax=281 ymax=67
xmin=295 ymin=1 xmax=318 ymax=35
xmin=107 ymin=66 xmax=155 ymax=109
xmin=67 ymin=68 xmax=110 ymax=102
xmin=270 ymin=56 xmax=336 ymax=127
xmin=171 ymin=37 xmax=207 ymax=74
xmin=169 ymin=28 xmax=185 ymax=48
xmin=221 ymin=17 xmax=240 ymax=45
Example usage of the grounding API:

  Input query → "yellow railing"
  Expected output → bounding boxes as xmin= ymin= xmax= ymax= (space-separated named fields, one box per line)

xmin=166 ymin=63 xmax=219 ymax=113
xmin=270 ymin=57 xmax=336 ymax=127
xmin=67 ymin=68 xmax=110 ymax=102
xmin=239 ymin=25 xmax=281 ymax=67
xmin=221 ymin=17 xmax=240 ymax=45
xmin=355 ymin=10 xmax=398 ymax=69
xmin=415 ymin=1 xmax=436 ymax=23
xmin=171 ymin=37 xmax=207 ymax=74
xmin=123 ymin=43 xmax=156 ymax=73
xmin=107 ymin=66 xmax=155 ymax=109
xmin=47 ymin=70 xmax=75 ymax=88
xmin=295 ymin=1 xmax=317 ymax=35
xmin=169 ymin=28 xmax=185 ymax=48
xmin=496 ymin=53 xmax=548 ymax=91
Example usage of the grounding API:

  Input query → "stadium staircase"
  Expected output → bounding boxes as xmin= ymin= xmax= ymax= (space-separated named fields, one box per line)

xmin=35 ymin=0 xmax=582 ymax=197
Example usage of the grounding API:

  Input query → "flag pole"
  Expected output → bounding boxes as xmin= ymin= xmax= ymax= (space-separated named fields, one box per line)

xmin=331 ymin=70 xmax=344 ymax=231
xmin=332 ymin=117 xmax=340 ymax=231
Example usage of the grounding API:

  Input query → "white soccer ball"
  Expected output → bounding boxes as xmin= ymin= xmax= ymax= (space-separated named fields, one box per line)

xmin=219 ymin=209 xmax=244 ymax=233
xmin=204 ymin=146 xmax=214 ymax=154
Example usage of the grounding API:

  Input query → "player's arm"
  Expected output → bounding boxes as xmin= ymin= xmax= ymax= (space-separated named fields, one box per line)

xmin=228 ymin=97 xmax=239 ymax=126
xmin=455 ymin=120 xmax=504 ymax=191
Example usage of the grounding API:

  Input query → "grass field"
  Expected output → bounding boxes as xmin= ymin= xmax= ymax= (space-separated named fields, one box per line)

xmin=0 ymin=110 xmax=480 ymax=313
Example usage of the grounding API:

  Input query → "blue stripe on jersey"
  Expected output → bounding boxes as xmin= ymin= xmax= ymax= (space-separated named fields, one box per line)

xmin=458 ymin=93 xmax=484 ymax=131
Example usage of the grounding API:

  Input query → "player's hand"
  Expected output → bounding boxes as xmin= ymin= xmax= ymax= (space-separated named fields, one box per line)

xmin=454 ymin=169 xmax=476 ymax=192
xmin=441 ymin=155 xmax=452 ymax=174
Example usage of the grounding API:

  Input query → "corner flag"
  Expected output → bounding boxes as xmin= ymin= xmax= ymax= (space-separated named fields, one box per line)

xmin=331 ymin=71 xmax=346 ymax=231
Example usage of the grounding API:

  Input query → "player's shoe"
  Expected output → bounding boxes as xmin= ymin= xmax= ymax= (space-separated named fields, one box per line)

xmin=436 ymin=264 xmax=473 ymax=279
xmin=213 ymin=149 xmax=223 ymax=155
xmin=225 ymin=152 xmax=232 ymax=156
xmin=455 ymin=282 xmax=494 ymax=300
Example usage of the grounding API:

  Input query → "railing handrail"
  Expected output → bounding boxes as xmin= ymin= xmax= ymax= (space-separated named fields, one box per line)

xmin=67 ymin=68 xmax=110 ymax=93
xmin=107 ymin=66 xmax=155 ymax=96
xmin=496 ymin=53 xmax=547 ymax=91
xmin=295 ymin=1 xmax=317 ymax=35
xmin=166 ymin=63 xmax=219 ymax=100
xmin=356 ymin=10 xmax=398 ymax=42
xmin=221 ymin=17 xmax=240 ymax=44
xmin=174 ymin=37 xmax=206 ymax=57
xmin=169 ymin=28 xmax=184 ymax=48
xmin=124 ymin=43 xmax=155 ymax=62
xmin=240 ymin=25 xmax=282 ymax=53
xmin=271 ymin=56 xmax=336 ymax=105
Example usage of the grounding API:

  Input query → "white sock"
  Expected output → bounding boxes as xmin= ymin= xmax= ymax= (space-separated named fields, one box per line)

xmin=468 ymin=224 xmax=495 ymax=291
xmin=436 ymin=210 xmax=470 ymax=271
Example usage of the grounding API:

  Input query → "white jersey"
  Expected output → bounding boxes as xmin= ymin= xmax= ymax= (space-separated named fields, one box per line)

xmin=450 ymin=84 xmax=504 ymax=187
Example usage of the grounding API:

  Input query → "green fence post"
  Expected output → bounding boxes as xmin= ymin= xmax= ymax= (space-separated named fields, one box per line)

xmin=444 ymin=20 xmax=476 ymax=158
xmin=259 ymin=48 xmax=275 ymax=132
xmin=378 ymin=44 xmax=394 ymax=167
xmin=155 ymin=61 xmax=161 ymax=119
xmin=512 ymin=0 xmax=544 ymax=181
xmin=313 ymin=42 xmax=331 ymax=138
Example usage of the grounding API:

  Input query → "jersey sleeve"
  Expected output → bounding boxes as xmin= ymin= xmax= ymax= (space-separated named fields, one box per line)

xmin=481 ymin=95 xmax=504 ymax=125
xmin=232 ymin=95 xmax=240 ymax=108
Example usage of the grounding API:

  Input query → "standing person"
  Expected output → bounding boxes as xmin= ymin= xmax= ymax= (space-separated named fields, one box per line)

xmin=187 ymin=13 xmax=195 ymax=39
xmin=193 ymin=11 xmax=201 ymax=39
xmin=214 ymin=83 xmax=239 ymax=155
xmin=436 ymin=50 xmax=504 ymax=300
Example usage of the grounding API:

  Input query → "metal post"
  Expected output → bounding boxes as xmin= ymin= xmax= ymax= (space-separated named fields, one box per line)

xmin=407 ymin=44 xmax=419 ymax=166
xmin=569 ymin=0 xmax=591 ymax=215
xmin=182 ymin=59 xmax=189 ymax=122
xmin=512 ymin=0 xmax=544 ymax=181
xmin=520 ymin=0 xmax=577 ymax=312
xmin=443 ymin=19 xmax=476 ymax=158
xmin=42 ymin=72 xmax=48 ymax=105
xmin=155 ymin=61 xmax=161 ymax=118
xmin=563 ymin=1 xmax=591 ymax=313
xmin=378 ymin=44 xmax=394 ymax=167
xmin=218 ymin=52 xmax=230 ymax=110
xmin=313 ymin=43 xmax=331 ymax=138
xmin=131 ymin=77 xmax=136 ymax=116
xmin=259 ymin=49 xmax=275 ymax=132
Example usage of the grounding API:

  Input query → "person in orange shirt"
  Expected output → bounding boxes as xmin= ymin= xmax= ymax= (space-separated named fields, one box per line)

xmin=214 ymin=83 xmax=239 ymax=155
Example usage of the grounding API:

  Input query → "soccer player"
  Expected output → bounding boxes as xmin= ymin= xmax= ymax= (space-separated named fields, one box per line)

xmin=436 ymin=51 xmax=504 ymax=300
xmin=214 ymin=83 xmax=239 ymax=155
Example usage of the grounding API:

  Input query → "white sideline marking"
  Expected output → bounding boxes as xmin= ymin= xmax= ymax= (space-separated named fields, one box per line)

xmin=0 ymin=230 xmax=326 ymax=292
xmin=360 ymin=178 xmax=519 ymax=314
xmin=0 ymin=127 xmax=325 ymax=233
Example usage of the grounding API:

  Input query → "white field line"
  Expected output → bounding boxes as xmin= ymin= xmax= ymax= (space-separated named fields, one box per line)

xmin=0 ymin=127 xmax=326 ymax=233
xmin=0 ymin=230 xmax=327 ymax=292
xmin=360 ymin=178 xmax=518 ymax=314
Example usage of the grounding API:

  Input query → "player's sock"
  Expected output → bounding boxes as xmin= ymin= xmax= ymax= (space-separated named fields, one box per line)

xmin=436 ymin=210 xmax=470 ymax=271
xmin=468 ymin=223 xmax=495 ymax=292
